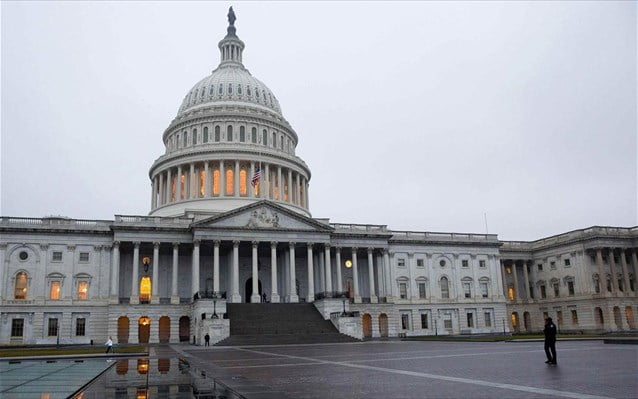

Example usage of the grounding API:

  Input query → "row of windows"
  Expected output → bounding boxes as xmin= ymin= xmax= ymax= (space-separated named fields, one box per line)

xmin=10 ymin=317 xmax=86 ymax=337
xmin=169 ymin=125 xmax=295 ymax=155
xmin=400 ymin=310 xmax=494 ymax=331
xmin=17 ymin=250 xmax=90 ymax=263
xmin=13 ymin=272 xmax=90 ymax=300
xmin=186 ymin=83 xmax=277 ymax=108
xmin=397 ymin=257 xmax=487 ymax=268
xmin=397 ymin=277 xmax=491 ymax=300
xmin=536 ymin=258 xmax=571 ymax=271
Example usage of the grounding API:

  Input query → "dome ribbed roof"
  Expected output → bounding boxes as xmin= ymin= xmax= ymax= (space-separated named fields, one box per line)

xmin=177 ymin=67 xmax=282 ymax=116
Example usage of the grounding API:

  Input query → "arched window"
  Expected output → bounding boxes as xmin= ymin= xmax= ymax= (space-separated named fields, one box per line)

xmin=140 ymin=276 xmax=151 ymax=304
xmin=199 ymin=170 xmax=205 ymax=197
xmin=238 ymin=85 xmax=242 ymax=95
xmin=226 ymin=168 xmax=234 ymax=195
xmin=200 ymin=88 xmax=205 ymax=98
xmin=228 ymin=83 xmax=233 ymax=94
xmin=15 ymin=272 xmax=27 ymax=299
xmin=218 ymin=83 xmax=223 ymax=94
xmin=251 ymin=127 xmax=257 ymax=143
xmin=239 ymin=168 xmax=247 ymax=196
xmin=214 ymin=126 xmax=220 ymax=142
xmin=227 ymin=125 xmax=233 ymax=141
xmin=280 ymin=135 xmax=284 ymax=150
xmin=203 ymin=127 xmax=208 ymax=143
xmin=212 ymin=169 xmax=220 ymax=196
xmin=183 ymin=132 xmax=188 ymax=147
xmin=192 ymin=129 xmax=198 ymax=145
xmin=247 ymin=86 xmax=252 ymax=96
xmin=440 ymin=277 xmax=449 ymax=299
xmin=272 ymin=132 xmax=277 ymax=148
xmin=462 ymin=277 xmax=473 ymax=298
xmin=176 ymin=134 xmax=180 ymax=148
xmin=209 ymin=86 xmax=214 ymax=96
xmin=255 ymin=88 xmax=260 ymax=98
xmin=240 ymin=126 xmax=246 ymax=142
xmin=262 ymin=129 xmax=268 ymax=145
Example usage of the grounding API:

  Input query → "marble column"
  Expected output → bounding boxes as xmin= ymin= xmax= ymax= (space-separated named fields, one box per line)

xmin=234 ymin=161 xmax=239 ymax=197
xmin=265 ymin=164 xmax=270 ymax=199
xmin=608 ymin=248 xmax=619 ymax=294
xmin=151 ymin=176 xmax=157 ymax=208
xmin=287 ymin=169 xmax=293 ymax=202
xmin=177 ymin=165 xmax=183 ymax=199
xmin=219 ymin=161 xmax=225 ymax=197
xmin=0 ymin=244 xmax=5 ymax=301
xmin=368 ymin=248 xmax=377 ymax=303
xmin=500 ymin=260 xmax=508 ymax=299
xmin=325 ymin=245 xmax=332 ymax=294
xmin=296 ymin=173 xmax=301 ymax=205
xmin=191 ymin=240 xmax=200 ymax=299
xmin=251 ymin=241 xmax=260 ymax=303
xmin=277 ymin=166 xmax=282 ymax=201
xmin=190 ymin=163 xmax=195 ymax=199
xmin=383 ymin=250 xmax=391 ymax=299
xmin=620 ymin=249 xmax=630 ymax=296
xmin=307 ymin=244 xmax=315 ymax=302
xmin=232 ymin=241 xmax=240 ymax=302
xmin=595 ymin=248 xmax=605 ymax=295
xmin=166 ymin=169 xmax=171 ymax=203
xmin=110 ymin=241 xmax=120 ymax=301
xmin=522 ymin=260 xmax=530 ymax=300
xmin=158 ymin=173 xmax=164 ymax=206
xmin=130 ymin=242 xmax=140 ymax=304
xmin=289 ymin=242 xmax=298 ymax=302
xmin=630 ymin=249 xmax=638 ymax=297
xmin=213 ymin=241 xmax=220 ymax=293
xmin=151 ymin=242 xmax=160 ymax=304
xmin=204 ymin=162 xmax=210 ymax=197
xmin=352 ymin=247 xmax=361 ymax=303
xmin=270 ymin=242 xmax=279 ymax=302
xmin=511 ymin=260 xmax=519 ymax=301
xmin=335 ymin=247 xmax=343 ymax=293
xmin=171 ymin=243 xmax=179 ymax=304
xmin=318 ymin=250 xmax=325 ymax=293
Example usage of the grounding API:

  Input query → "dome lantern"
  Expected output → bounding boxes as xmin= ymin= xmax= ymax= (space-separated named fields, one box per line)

xmin=218 ymin=7 xmax=245 ymax=68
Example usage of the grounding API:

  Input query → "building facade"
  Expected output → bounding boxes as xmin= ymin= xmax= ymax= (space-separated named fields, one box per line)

xmin=1 ymin=9 xmax=636 ymax=346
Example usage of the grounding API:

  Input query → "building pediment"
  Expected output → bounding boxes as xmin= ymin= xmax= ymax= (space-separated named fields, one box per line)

xmin=191 ymin=200 xmax=332 ymax=232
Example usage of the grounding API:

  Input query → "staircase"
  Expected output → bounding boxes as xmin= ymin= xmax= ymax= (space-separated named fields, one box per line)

xmin=215 ymin=303 xmax=360 ymax=346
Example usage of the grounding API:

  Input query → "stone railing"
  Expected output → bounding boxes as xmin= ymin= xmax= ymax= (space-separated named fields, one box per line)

xmin=331 ymin=223 xmax=388 ymax=233
xmin=502 ymin=225 xmax=638 ymax=250
xmin=194 ymin=291 xmax=227 ymax=300
xmin=391 ymin=230 xmax=498 ymax=242
xmin=0 ymin=216 xmax=111 ymax=229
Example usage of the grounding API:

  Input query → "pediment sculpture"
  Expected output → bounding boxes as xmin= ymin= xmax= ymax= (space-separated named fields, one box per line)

xmin=246 ymin=208 xmax=280 ymax=228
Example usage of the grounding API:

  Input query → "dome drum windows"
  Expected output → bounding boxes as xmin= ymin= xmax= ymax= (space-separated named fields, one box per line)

xmin=227 ymin=126 xmax=233 ymax=142
xmin=239 ymin=126 xmax=246 ymax=142
xmin=215 ymin=126 xmax=221 ymax=142
xmin=203 ymin=127 xmax=209 ymax=143
xmin=192 ymin=129 xmax=198 ymax=145
xmin=251 ymin=127 xmax=257 ymax=143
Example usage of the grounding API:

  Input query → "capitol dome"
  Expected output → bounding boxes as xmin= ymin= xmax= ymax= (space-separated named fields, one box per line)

xmin=148 ymin=7 xmax=311 ymax=218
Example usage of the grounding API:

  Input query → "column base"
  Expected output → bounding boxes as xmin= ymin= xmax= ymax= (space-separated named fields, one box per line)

xmin=251 ymin=294 xmax=261 ymax=303
xmin=270 ymin=293 xmax=280 ymax=303
xmin=170 ymin=296 xmax=180 ymax=305
xmin=231 ymin=294 xmax=242 ymax=303
xmin=370 ymin=296 xmax=378 ymax=303
xmin=151 ymin=296 xmax=160 ymax=304
xmin=108 ymin=296 xmax=119 ymax=305
xmin=307 ymin=294 xmax=315 ymax=303
xmin=130 ymin=297 xmax=139 ymax=305
xmin=354 ymin=296 xmax=362 ymax=304
xmin=289 ymin=294 xmax=299 ymax=303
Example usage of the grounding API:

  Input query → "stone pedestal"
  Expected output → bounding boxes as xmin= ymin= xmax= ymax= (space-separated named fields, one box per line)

xmin=170 ymin=296 xmax=180 ymax=305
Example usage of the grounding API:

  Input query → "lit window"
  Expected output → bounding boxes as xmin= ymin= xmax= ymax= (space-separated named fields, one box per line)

xmin=14 ymin=272 xmax=27 ymax=299
xmin=462 ymin=260 xmax=469 ymax=267
xmin=508 ymin=287 xmax=515 ymax=300
xmin=466 ymin=313 xmax=474 ymax=328
xmin=76 ymin=318 xmax=86 ymax=336
xmin=283 ymin=176 xmax=289 ymax=201
xmin=77 ymin=281 xmax=88 ymax=300
xmin=48 ymin=318 xmax=59 ymax=337
xmin=212 ymin=169 xmax=220 ymax=196
xmin=416 ymin=259 xmax=424 ymax=267
xmin=399 ymin=283 xmax=407 ymax=299
xmin=227 ymin=125 xmax=233 ymax=141
xmin=50 ymin=281 xmax=60 ymax=300
xmin=484 ymin=312 xmax=492 ymax=327
xmin=79 ymin=252 xmax=89 ymax=263
xmin=420 ymin=314 xmax=429 ymax=329
xmin=52 ymin=251 xmax=63 ymax=262
xmin=203 ymin=127 xmax=209 ymax=142
xmin=199 ymin=170 xmax=205 ymax=197
xmin=170 ymin=176 xmax=176 ymax=201
xmin=479 ymin=260 xmax=486 ymax=268
xmin=193 ymin=129 xmax=197 ymax=145
xmin=239 ymin=168 xmax=247 ymax=196
xmin=240 ymin=126 xmax=245 ymax=142
xmin=440 ymin=277 xmax=449 ymax=299
xmin=180 ymin=174 xmax=185 ymax=199
xmin=140 ymin=276 xmax=151 ymax=303
xmin=401 ymin=314 xmax=410 ymax=330
xmin=418 ymin=283 xmax=426 ymax=299
xmin=226 ymin=168 xmax=234 ymax=195
xmin=397 ymin=258 xmax=405 ymax=267
xmin=11 ymin=319 xmax=24 ymax=337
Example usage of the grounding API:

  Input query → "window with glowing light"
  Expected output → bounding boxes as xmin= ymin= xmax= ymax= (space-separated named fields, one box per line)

xmin=140 ymin=277 xmax=151 ymax=303
xmin=239 ymin=168 xmax=247 ymax=196
xmin=508 ymin=287 xmax=515 ymax=300
xmin=213 ymin=169 xmax=220 ymax=195
xmin=283 ymin=176 xmax=288 ymax=201
xmin=254 ymin=180 xmax=260 ymax=196
xmin=180 ymin=174 xmax=185 ymax=199
xmin=199 ymin=171 xmax=205 ymax=197
xmin=77 ymin=281 xmax=88 ymax=300
xmin=50 ymin=281 xmax=61 ymax=300
xmin=14 ymin=272 xmax=27 ymax=299
xmin=171 ymin=176 xmax=176 ymax=201
xmin=226 ymin=169 xmax=234 ymax=195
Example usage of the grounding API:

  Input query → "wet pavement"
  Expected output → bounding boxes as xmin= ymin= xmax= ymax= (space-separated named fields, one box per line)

xmin=182 ymin=340 xmax=638 ymax=399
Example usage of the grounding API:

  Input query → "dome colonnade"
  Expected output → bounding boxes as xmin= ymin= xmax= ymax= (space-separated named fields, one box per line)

xmin=149 ymin=7 xmax=311 ymax=217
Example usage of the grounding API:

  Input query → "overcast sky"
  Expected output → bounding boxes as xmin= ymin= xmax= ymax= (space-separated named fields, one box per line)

xmin=1 ymin=1 xmax=636 ymax=241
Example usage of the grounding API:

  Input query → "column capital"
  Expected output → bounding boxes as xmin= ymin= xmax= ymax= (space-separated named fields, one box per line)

xmin=270 ymin=241 xmax=278 ymax=248
xmin=213 ymin=240 xmax=221 ymax=247
xmin=133 ymin=241 xmax=141 ymax=248
xmin=252 ymin=241 xmax=259 ymax=247
xmin=407 ymin=251 xmax=414 ymax=258
xmin=335 ymin=246 xmax=342 ymax=251
xmin=382 ymin=248 xmax=389 ymax=255
xmin=289 ymin=242 xmax=296 ymax=248
xmin=307 ymin=242 xmax=314 ymax=249
xmin=325 ymin=244 xmax=331 ymax=250
xmin=39 ymin=243 xmax=49 ymax=250
xmin=233 ymin=240 xmax=240 ymax=247
xmin=153 ymin=242 xmax=161 ymax=248
xmin=93 ymin=245 xmax=103 ymax=251
xmin=367 ymin=247 xmax=374 ymax=254
xmin=352 ymin=247 xmax=358 ymax=253
xmin=172 ymin=242 xmax=180 ymax=248
xmin=67 ymin=245 xmax=76 ymax=251
xmin=113 ymin=241 xmax=120 ymax=247
xmin=193 ymin=239 xmax=201 ymax=247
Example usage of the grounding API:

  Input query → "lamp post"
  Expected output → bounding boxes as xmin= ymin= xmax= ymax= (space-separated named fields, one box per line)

xmin=503 ymin=318 xmax=506 ymax=335
xmin=341 ymin=299 xmax=347 ymax=316
xmin=434 ymin=319 xmax=438 ymax=337
xmin=212 ymin=300 xmax=218 ymax=319
xmin=142 ymin=256 xmax=150 ymax=273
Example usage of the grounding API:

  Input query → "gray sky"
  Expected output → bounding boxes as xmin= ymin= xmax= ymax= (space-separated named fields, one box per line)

xmin=1 ymin=1 xmax=636 ymax=241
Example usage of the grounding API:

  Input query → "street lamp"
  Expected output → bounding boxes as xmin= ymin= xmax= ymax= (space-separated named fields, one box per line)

xmin=142 ymin=256 xmax=151 ymax=273
xmin=341 ymin=299 xmax=347 ymax=316
xmin=212 ymin=300 xmax=218 ymax=319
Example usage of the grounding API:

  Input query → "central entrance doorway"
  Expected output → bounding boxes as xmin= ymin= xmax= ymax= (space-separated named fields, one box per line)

xmin=138 ymin=316 xmax=150 ymax=343
xmin=245 ymin=278 xmax=263 ymax=303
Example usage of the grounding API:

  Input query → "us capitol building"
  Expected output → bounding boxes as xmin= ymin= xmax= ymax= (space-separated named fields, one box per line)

xmin=1 ymin=9 xmax=636 ymax=346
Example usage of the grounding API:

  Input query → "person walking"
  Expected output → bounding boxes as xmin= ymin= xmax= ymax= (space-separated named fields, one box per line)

xmin=204 ymin=333 xmax=210 ymax=346
xmin=543 ymin=317 xmax=557 ymax=365
xmin=105 ymin=336 xmax=113 ymax=354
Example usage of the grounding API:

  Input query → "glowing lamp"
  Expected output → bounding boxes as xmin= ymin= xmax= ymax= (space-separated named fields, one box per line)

xmin=345 ymin=260 xmax=352 ymax=268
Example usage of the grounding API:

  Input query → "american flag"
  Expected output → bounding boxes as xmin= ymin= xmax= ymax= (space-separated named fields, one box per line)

xmin=251 ymin=166 xmax=261 ymax=186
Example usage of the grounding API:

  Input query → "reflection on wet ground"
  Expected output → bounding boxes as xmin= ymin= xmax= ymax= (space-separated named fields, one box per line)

xmin=0 ymin=358 xmax=111 ymax=399
xmin=77 ymin=357 xmax=243 ymax=399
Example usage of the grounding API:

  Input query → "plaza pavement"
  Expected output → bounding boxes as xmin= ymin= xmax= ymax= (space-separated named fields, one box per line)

xmin=177 ymin=340 xmax=638 ymax=399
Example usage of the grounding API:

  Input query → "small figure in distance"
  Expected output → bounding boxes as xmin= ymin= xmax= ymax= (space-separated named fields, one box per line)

xmin=204 ymin=333 xmax=210 ymax=347
xmin=544 ymin=317 xmax=557 ymax=365
xmin=262 ymin=292 xmax=267 ymax=303
xmin=105 ymin=336 xmax=113 ymax=353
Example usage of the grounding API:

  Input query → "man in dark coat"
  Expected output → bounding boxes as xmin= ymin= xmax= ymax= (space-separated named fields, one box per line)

xmin=543 ymin=317 xmax=557 ymax=365
xmin=204 ymin=333 xmax=210 ymax=347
